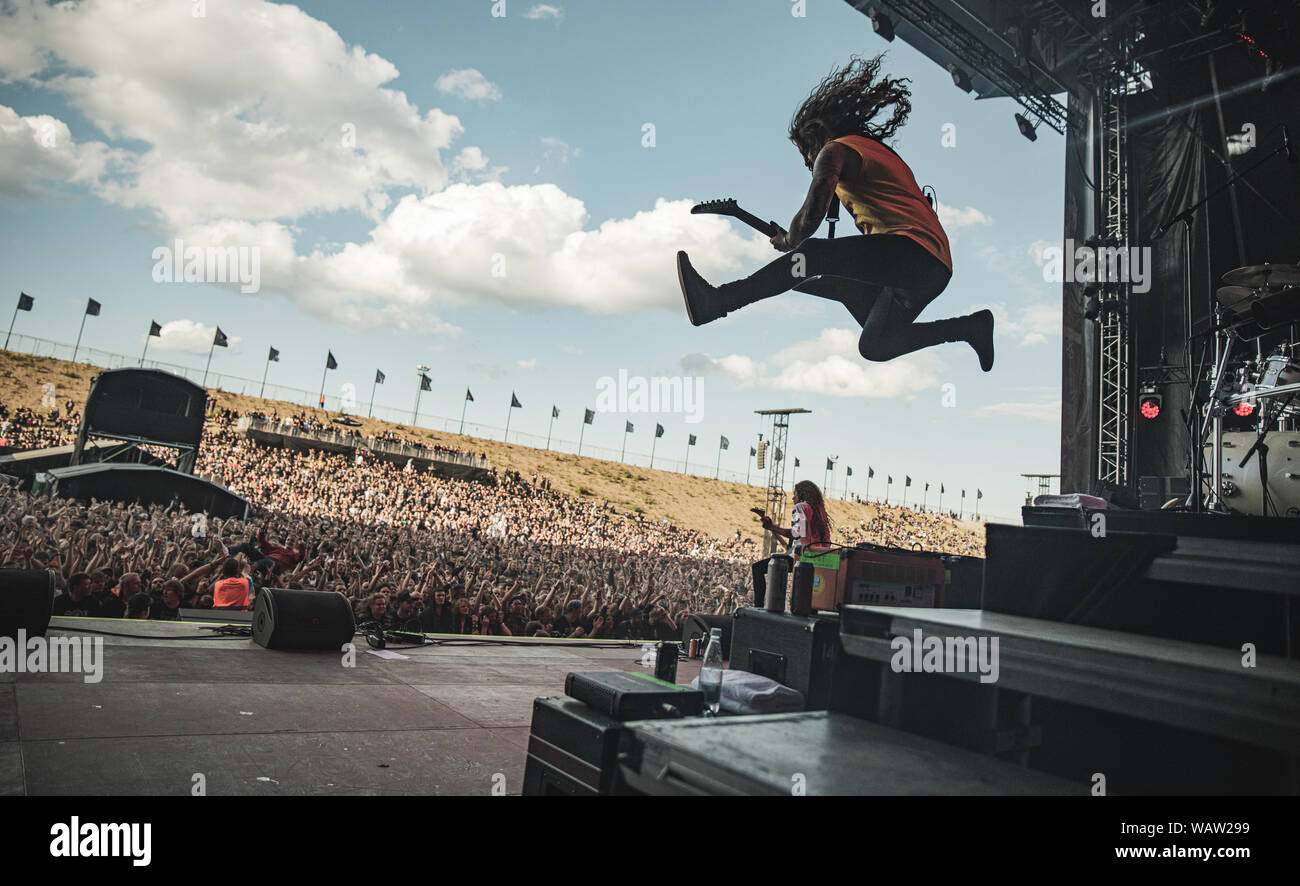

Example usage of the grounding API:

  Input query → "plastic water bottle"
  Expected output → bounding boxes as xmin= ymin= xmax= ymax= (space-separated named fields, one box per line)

xmin=700 ymin=628 xmax=724 ymax=716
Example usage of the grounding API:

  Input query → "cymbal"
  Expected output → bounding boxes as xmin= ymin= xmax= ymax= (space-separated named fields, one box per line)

xmin=1215 ymin=285 xmax=1257 ymax=311
xmin=1221 ymin=263 xmax=1300 ymax=287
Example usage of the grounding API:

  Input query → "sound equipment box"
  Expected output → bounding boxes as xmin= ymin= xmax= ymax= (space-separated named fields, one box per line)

xmin=802 ymin=544 xmax=948 ymax=612
xmin=728 ymin=607 xmax=840 ymax=710
xmin=523 ymin=696 xmax=629 ymax=796
xmin=252 ymin=588 xmax=355 ymax=651
xmin=563 ymin=671 xmax=704 ymax=720
xmin=0 ymin=569 xmax=56 ymax=639
xmin=680 ymin=614 xmax=733 ymax=659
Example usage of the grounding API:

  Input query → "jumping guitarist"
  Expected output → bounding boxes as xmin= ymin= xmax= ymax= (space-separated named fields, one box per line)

xmin=677 ymin=55 xmax=995 ymax=372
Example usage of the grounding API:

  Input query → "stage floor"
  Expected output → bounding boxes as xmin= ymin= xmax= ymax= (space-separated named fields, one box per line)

xmin=1 ymin=618 xmax=698 ymax=796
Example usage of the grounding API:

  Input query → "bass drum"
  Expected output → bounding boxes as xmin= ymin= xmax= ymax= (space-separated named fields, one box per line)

xmin=1206 ymin=432 xmax=1300 ymax=517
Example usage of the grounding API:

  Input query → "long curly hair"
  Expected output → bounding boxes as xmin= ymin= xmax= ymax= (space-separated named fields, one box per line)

xmin=793 ymin=481 xmax=833 ymax=544
xmin=789 ymin=54 xmax=912 ymax=166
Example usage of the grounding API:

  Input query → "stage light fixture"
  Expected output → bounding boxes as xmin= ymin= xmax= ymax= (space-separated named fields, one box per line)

xmin=868 ymin=8 xmax=895 ymax=41
xmin=1139 ymin=385 xmax=1162 ymax=420
xmin=948 ymin=64 xmax=972 ymax=93
xmin=1015 ymin=113 xmax=1039 ymax=142
xmin=1233 ymin=401 xmax=1255 ymax=418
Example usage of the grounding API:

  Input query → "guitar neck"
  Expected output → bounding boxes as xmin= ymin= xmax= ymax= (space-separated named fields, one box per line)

xmin=732 ymin=209 xmax=780 ymax=238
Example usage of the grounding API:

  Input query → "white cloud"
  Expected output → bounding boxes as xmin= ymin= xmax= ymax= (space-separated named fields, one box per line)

xmin=517 ymin=358 xmax=537 ymax=370
xmin=937 ymin=202 xmax=993 ymax=228
xmin=682 ymin=329 xmax=944 ymax=400
xmin=435 ymin=68 xmax=503 ymax=102
xmin=0 ymin=0 xmax=463 ymax=227
xmin=976 ymin=401 xmax=1061 ymax=424
xmin=0 ymin=0 xmax=765 ymax=334
xmin=0 ymin=106 xmax=123 ymax=199
xmin=524 ymin=5 xmax=564 ymax=20
xmin=974 ymin=300 xmax=1060 ymax=347
xmin=150 ymin=320 xmax=242 ymax=356
xmin=558 ymin=344 xmax=583 ymax=355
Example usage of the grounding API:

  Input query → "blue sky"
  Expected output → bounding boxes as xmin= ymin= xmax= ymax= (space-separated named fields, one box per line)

xmin=0 ymin=0 xmax=1064 ymax=523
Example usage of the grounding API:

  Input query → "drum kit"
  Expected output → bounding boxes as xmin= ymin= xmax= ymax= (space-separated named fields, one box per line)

xmin=1202 ymin=261 xmax=1300 ymax=516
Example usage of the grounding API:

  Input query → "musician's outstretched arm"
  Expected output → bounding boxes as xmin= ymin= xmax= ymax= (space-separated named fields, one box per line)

xmin=775 ymin=143 xmax=853 ymax=250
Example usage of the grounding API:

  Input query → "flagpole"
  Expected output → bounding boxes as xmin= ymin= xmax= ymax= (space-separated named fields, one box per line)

xmin=140 ymin=335 xmax=151 ymax=367
xmin=5 ymin=302 xmax=20 ymax=351
xmin=413 ymin=387 xmax=422 ymax=425
xmin=72 ymin=313 xmax=88 ymax=364
xmin=202 ymin=340 xmax=216 ymax=388
xmin=744 ymin=451 xmax=750 ymax=486
xmin=504 ymin=402 xmax=512 ymax=443
xmin=578 ymin=420 xmax=586 ymax=456
xmin=620 ymin=427 xmax=628 ymax=462
xmin=865 ymin=474 xmax=871 ymax=502
xmin=650 ymin=434 xmax=658 ymax=470
xmin=318 ymin=364 xmax=329 ymax=411
xmin=459 ymin=397 xmax=468 ymax=435
xmin=715 ymin=443 xmax=722 ymax=480
xmin=683 ymin=440 xmax=689 ymax=475
xmin=260 ymin=358 xmax=270 ymax=399
xmin=923 ymin=486 xmax=928 ymax=511
xmin=368 ymin=376 xmax=378 ymax=418
xmin=903 ymin=483 xmax=908 ymax=508
xmin=939 ymin=488 xmax=944 ymax=514
xmin=546 ymin=412 xmax=555 ymax=450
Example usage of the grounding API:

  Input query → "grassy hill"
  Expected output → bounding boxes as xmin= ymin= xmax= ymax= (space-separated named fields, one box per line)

xmin=0 ymin=350 xmax=985 ymax=545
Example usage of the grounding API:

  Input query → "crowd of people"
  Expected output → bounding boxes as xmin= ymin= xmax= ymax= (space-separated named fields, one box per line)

xmin=0 ymin=401 xmax=81 ymax=450
xmin=0 ymin=396 xmax=985 ymax=636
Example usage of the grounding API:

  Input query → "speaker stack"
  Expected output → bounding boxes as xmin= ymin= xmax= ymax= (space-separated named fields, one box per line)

xmin=0 ymin=569 xmax=56 ymax=639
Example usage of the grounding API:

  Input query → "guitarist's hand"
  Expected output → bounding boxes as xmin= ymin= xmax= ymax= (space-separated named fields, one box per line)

xmin=769 ymin=227 xmax=793 ymax=252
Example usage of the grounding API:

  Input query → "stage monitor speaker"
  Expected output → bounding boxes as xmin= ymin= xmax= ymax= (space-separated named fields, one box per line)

xmin=681 ymin=614 xmax=733 ymax=659
xmin=252 ymin=588 xmax=355 ymax=651
xmin=77 ymin=368 xmax=206 ymax=453
xmin=0 ymin=569 xmax=56 ymax=639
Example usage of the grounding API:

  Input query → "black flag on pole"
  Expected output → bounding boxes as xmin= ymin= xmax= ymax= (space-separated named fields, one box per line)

xmin=688 ymin=434 xmax=697 ymax=446
xmin=905 ymin=476 xmax=912 ymax=487
xmin=846 ymin=466 xmax=853 ymax=477
xmin=925 ymin=482 xmax=930 ymax=491
xmin=826 ymin=458 xmax=833 ymax=470
xmin=510 ymin=392 xmax=522 ymax=408
xmin=941 ymin=483 xmax=945 ymax=494
xmin=465 ymin=388 xmax=474 ymax=402
xmin=552 ymin=406 xmax=559 ymax=419
xmin=419 ymin=373 xmax=432 ymax=392
xmin=625 ymin=420 xmax=634 ymax=433
xmin=326 ymin=351 xmax=338 ymax=370
xmin=749 ymin=446 xmax=756 ymax=456
xmin=268 ymin=346 xmax=280 ymax=362
xmin=148 ymin=321 xmax=162 ymax=337
xmin=656 ymin=424 xmax=665 ymax=438
xmin=888 ymin=475 xmax=893 ymax=484
xmin=85 ymin=298 xmax=101 ymax=316
xmin=17 ymin=293 xmax=34 ymax=311
xmin=977 ymin=489 xmax=983 ymax=499
xmin=795 ymin=457 xmax=801 ymax=468
xmin=213 ymin=327 xmax=229 ymax=348
xmin=583 ymin=408 xmax=594 ymax=424
xmin=868 ymin=467 xmax=875 ymax=479
xmin=375 ymin=369 xmax=386 ymax=384
xmin=720 ymin=436 xmax=729 ymax=450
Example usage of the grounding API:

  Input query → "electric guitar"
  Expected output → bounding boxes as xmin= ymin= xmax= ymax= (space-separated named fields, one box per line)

xmin=690 ymin=198 xmax=784 ymax=238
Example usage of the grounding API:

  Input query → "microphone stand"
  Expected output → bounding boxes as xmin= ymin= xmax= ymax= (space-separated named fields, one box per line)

xmin=1151 ymin=134 xmax=1293 ymax=513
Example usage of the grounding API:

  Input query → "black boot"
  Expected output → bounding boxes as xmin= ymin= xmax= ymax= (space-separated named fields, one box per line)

xmin=968 ymin=309 xmax=995 ymax=372
xmin=677 ymin=251 xmax=730 ymax=326
xmin=678 ymin=250 xmax=805 ymax=326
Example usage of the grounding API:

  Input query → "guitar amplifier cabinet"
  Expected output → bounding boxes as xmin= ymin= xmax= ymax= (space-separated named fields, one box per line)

xmin=803 ymin=544 xmax=948 ymax=613
xmin=523 ymin=696 xmax=631 ymax=796
xmin=728 ymin=607 xmax=840 ymax=710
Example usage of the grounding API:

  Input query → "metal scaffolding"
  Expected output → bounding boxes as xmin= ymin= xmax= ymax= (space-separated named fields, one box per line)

xmin=756 ymin=408 xmax=810 ymax=557
xmin=1096 ymin=80 xmax=1132 ymax=487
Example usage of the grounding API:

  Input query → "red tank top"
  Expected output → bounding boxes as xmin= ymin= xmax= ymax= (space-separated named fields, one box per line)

xmin=832 ymin=136 xmax=952 ymax=271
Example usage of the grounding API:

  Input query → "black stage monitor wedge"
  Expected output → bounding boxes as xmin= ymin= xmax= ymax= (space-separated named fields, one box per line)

xmin=252 ymin=588 xmax=356 ymax=651
xmin=729 ymin=607 xmax=839 ymax=710
xmin=0 ymin=569 xmax=56 ymax=639
xmin=564 ymin=671 xmax=704 ymax=720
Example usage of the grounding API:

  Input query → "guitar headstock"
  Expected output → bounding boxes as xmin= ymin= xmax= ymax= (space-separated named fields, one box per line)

xmin=690 ymin=198 xmax=740 ymax=216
